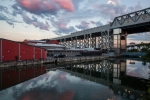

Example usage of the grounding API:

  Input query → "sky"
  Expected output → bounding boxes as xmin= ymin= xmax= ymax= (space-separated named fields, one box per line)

xmin=0 ymin=0 xmax=150 ymax=44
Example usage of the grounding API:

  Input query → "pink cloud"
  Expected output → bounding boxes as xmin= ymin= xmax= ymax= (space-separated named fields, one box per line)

xmin=55 ymin=0 xmax=74 ymax=12
xmin=17 ymin=0 xmax=74 ymax=14
xmin=59 ymin=23 xmax=67 ymax=29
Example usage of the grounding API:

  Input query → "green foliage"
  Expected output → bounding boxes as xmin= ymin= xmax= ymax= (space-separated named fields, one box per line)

xmin=141 ymin=49 xmax=150 ymax=100
xmin=127 ymin=49 xmax=139 ymax=52
xmin=142 ymin=50 xmax=150 ymax=62
xmin=141 ymin=48 xmax=148 ymax=52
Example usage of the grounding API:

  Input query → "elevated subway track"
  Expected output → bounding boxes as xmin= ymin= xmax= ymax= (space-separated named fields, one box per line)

xmin=50 ymin=7 xmax=150 ymax=51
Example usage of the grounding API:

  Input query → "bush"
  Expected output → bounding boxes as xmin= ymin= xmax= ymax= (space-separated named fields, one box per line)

xmin=127 ymin=49 xmax=139 ymax=52
xmin=142 ymin=50 xmax=150 ymax=61
xmin=141 ymin=48 xmax=148 ymax=52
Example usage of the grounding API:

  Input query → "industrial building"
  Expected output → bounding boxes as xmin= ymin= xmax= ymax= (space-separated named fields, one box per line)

xmin=0 ymin=38 xmax=46 ymax=62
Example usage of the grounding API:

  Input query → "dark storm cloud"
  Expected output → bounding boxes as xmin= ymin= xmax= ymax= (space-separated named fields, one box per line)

xmin=22 ymin=14 xmax=50 ymax=31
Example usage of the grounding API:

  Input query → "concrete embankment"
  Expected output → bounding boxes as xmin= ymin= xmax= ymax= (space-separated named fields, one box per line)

xmin=0 ymin=55 xmax=115 ymax=68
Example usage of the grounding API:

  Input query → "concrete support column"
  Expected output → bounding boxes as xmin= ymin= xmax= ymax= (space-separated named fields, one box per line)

xmin=90 ymin=34 xmax=92 ymax=48
xmin=95 ymin=36 xmax=97 ymax=48
xmin=107 ymin=29 xmax=110 ymax=50
xmin=79 ymin=39 xmax=81 ymax=48
xmin=84 ymin=35 xmax=86 ymax=48
xmin=64 ymin=38 xmax=66 ymax=47
xmin=59 ymin=39 xmax=62 ymax=45
xmin=120 ymin=32 xmax=127 ymax=53
xmin=97 ymin=36 xmax=101 ymax=48
xmin=101 ymin=32 xmax=103 ymax=49
xmin=71 ymin=37 xmax=73 ymax=48
xmin=75 ymin=36 xmax=77 ymax=48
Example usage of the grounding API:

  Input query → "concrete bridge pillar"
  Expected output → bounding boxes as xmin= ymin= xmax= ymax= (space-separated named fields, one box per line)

xmin=120 ymin=32 xmax=127 ymax=53
xmin=113 ymin=28 xmax=127 ymax=54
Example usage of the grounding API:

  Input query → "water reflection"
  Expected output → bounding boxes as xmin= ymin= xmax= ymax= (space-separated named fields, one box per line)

xmin=0 ymin=59 xmax=149 ymax=100
xmin=0 ymin=65 xmax=46 ymax=90
xmin=126 ymin=59 xmax=150 ymax=79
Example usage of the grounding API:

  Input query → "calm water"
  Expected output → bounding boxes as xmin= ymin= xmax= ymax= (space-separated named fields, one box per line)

xmin=0 ymin=59 xmax=149 ymax=100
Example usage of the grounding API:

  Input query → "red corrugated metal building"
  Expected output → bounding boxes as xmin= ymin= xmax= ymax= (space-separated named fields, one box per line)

xmin=0 ymin=38 xmax=47 ymax=62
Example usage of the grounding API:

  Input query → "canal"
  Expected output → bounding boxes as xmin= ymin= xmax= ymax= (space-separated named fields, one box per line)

xmin=0 ymin=59 xmax=149 ymax=100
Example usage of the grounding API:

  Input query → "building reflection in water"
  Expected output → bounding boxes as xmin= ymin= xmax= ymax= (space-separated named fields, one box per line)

xmin=0 ymin=59 xmax=149 ymax=100
xmin=0 ymin=66 xmax=46 ymax=90
xmin=63 ymin=59 xmax=148 ymax=100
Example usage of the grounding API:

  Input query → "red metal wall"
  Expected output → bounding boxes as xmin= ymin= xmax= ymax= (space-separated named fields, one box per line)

xmin=42 ymin=49 xmax=46 ymax=59
xmin=20 ymin=44 xmax=34 ymax=60
xmin=0 ymin=39 xmax=46 ymax=62
xmin=35 ymin=48 xmax=41 ymax=59
xmin=2 ymin=39 xmax=19 ymax=61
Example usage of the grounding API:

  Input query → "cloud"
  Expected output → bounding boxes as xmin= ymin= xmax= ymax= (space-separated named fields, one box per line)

xmin=7 ymin=21 xmax=14 ymax=26
xmin=55 ymin=0 xmax=74 ymax=12
xmin=0 ymin=5 xmax=9 ymax=13
xmin=76 ymin=21 xmax=90 ymax=30
xmin=52 ymin=18 xmax=76 ymax=35
xmin=16 ymin=0 xmax=74 ymax=15
xmin=107 ymin=0 xmax=121 ymax=6
xmin=22 ymin=14 xmax=50 ymax=31
xmin=0 ymin=14 xmax=8 ymax=20
xmin=127 ymin=33 xmax=150 ymax=42
xmin=93 ymin=0 xmax=142 ymax=20
xmin=90 ymin=21 xmax=103 ymax=26
xmin=12 ymin=4 xmax=23 ymax=16
xmin=71 ymin=0 xmax=83 ymax=10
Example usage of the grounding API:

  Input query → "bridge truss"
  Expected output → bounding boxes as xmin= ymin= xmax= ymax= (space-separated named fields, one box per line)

xmin=51 ymin=7 xmax=150 ymax=51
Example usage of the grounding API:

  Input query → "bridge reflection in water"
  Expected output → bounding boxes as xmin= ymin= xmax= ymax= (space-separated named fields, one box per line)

xmin=0 ymin=59 xmax=149 ymax=100
xmin=60 ymin=59 xmax=148 ymax=100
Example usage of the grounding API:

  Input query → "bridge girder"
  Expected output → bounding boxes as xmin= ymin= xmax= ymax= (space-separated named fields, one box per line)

xmin=50 ymin=7 xmax=150 ymax=50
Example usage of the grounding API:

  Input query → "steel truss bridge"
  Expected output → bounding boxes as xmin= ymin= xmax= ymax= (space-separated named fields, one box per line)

xmin=51 ymin=7 xmax=150 ymax=52
xmin=59 ymin=60 xmax=146 ymax=99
